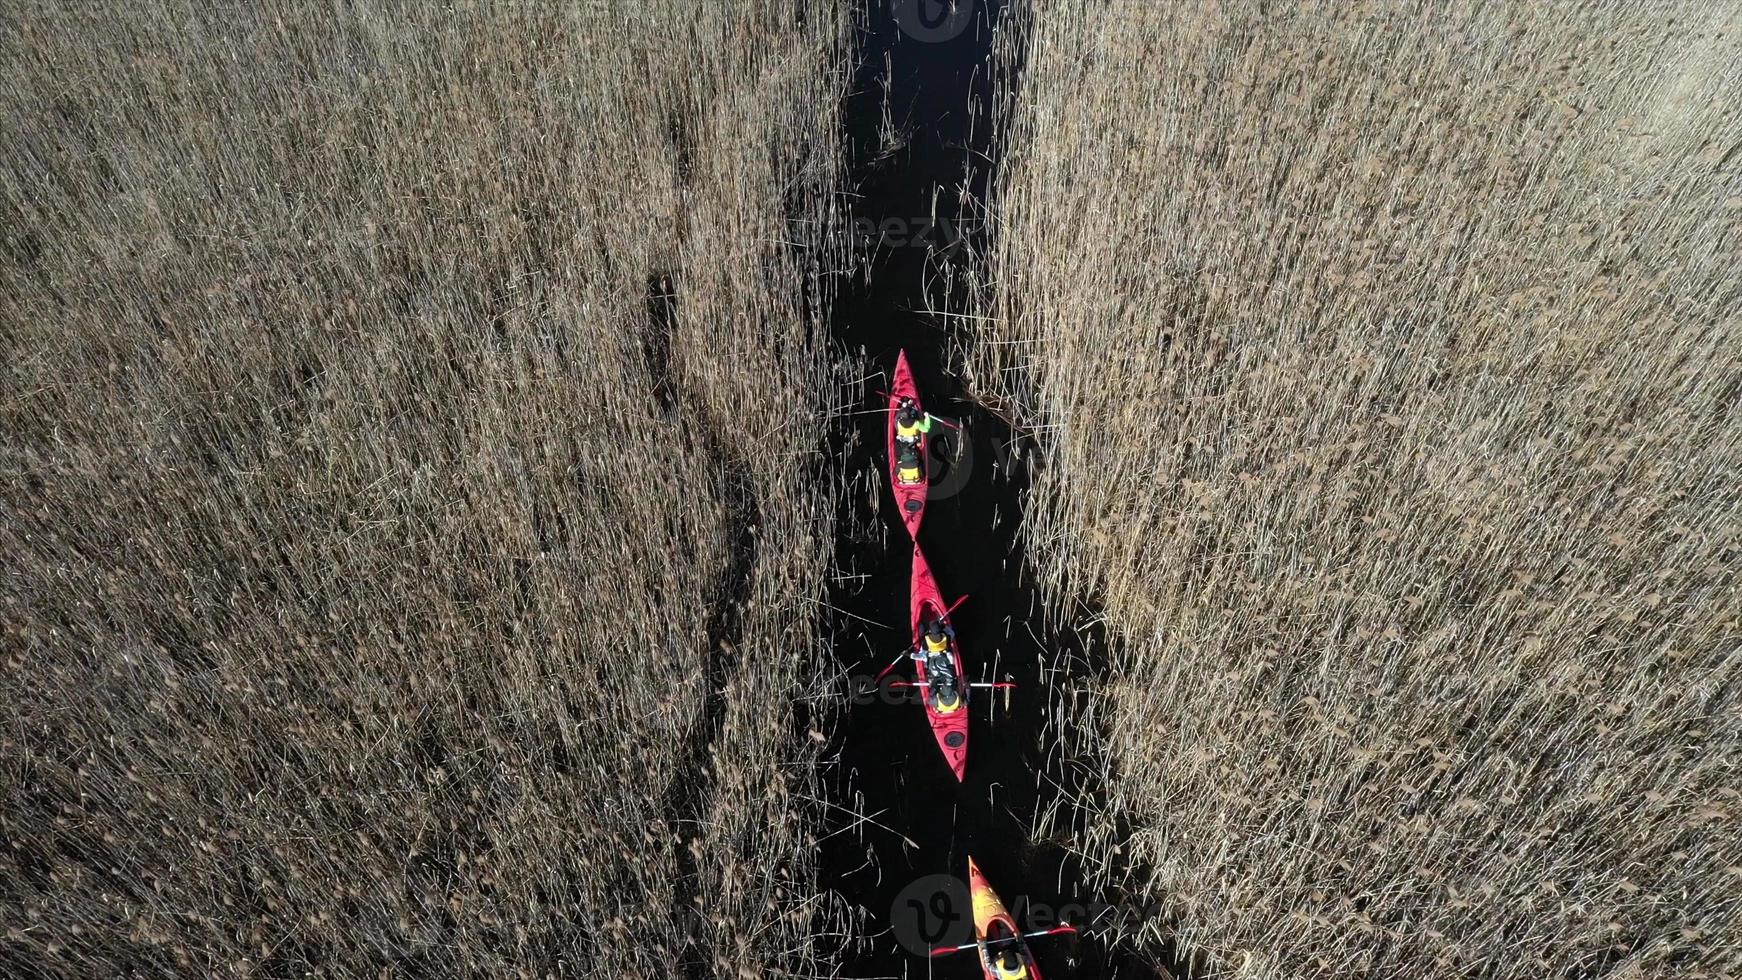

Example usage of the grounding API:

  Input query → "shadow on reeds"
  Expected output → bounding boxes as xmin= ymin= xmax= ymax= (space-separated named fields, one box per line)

xmin=667 ymin=481 xmax=759 ymax=980
xmin=813 ymin=3 xmax=1200 ymax=977
xmin=645 ymin=272 xmax=764 ymax=980
xmin=642 ymin=272 xmax=679 ymax=413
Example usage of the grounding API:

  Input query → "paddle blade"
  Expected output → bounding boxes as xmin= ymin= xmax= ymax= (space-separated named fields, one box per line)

xmin=872 ymin=648 xmax=914 ymax=682
xmin=928 ymin=942 xmax=976 ymax=958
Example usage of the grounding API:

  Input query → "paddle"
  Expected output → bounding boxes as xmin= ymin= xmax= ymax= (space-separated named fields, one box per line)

xmin=887 ymin=681 xmax=1016 ymax=690
xmin=928 ymin=924 xmax=1077 ymax=957
xmin=870 ymin=593 xmax=970 ymax=682
xmin=871 ymin=648 xmax=915 ymax=683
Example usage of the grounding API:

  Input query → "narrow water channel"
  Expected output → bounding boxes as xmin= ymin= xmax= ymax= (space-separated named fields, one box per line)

xmin=815 ymin=4 xmax=1193 ymax=977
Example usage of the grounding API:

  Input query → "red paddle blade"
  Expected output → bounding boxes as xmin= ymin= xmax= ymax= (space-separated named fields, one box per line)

xmin=928 ymin=943 xmax=975 ymax=958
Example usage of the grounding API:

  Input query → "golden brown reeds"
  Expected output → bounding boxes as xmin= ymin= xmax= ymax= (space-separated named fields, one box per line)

xmin=968 ymin=2 xmax=1741 ymax=977
xmin=0 ymin=2 xmax=853 ymax=976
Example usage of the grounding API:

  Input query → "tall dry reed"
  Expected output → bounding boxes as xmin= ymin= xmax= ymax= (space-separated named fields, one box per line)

xmin=0 ymin=3 xmax=852 ymax=977
xmin=969 ymin=3 xmax=1741 ymax=977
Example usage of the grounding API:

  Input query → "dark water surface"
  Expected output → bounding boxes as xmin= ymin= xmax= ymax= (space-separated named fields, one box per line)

xmin=814 ymin=3 xmax=1195 ymax=977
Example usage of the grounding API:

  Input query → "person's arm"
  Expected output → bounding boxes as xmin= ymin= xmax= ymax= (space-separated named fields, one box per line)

xmin=917 ymin=415 xmax=934 ymax=434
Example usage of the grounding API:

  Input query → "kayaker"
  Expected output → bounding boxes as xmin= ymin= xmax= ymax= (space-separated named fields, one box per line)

xmin=894 ymin=399 xmax=932 ymax=445
xmin=895 ymin=440 xmax=924 ymax=485
xmin=910 ymin=619 xmax=962 ymax=713
xmin=988 ymin=947 xmax=1028 ymax=979
xmin=920 ymin=619 xmax=955 ymax=654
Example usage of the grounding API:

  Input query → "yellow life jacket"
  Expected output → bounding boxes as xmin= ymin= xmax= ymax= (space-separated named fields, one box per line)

xmin=897 ymin=462 xmax=923 ymax=484
xmin=934 ymin=689 xmax=963 ymax=713
xmin=896 ymin=418 xmax=922 ymax=439
xmin=924 ymin=633 xmax=949 ymax=654
xmin=992 ymin=955 xmax=1027 ymax=979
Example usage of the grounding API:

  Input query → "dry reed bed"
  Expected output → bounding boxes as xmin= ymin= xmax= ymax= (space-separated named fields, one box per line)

xmin=970 ymin=2 xmax=1740 ymax=977
xmin=0 ymin=3 xmax=851 ymax=977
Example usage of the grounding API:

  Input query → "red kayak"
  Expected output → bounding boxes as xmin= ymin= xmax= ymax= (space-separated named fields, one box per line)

xmin=910 ymin=542 xmax=968 ymax=781
xmin=887 ymin=350 xmax=928 ymax=539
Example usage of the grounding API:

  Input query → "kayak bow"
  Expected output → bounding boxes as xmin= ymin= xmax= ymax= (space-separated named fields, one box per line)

xmin=887 ymin=350 xmax=927 ymax=539
xmin=969 ymin=857 xmax=1045 ymax=980
xmin=929 ymin=858 xmax=1077 ymax=973
xmin=910 ymin=542 xmax=969 ymax=781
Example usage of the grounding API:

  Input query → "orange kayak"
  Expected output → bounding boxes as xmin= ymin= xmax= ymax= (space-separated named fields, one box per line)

xmin=929 ymin=858 xmax=1075 ymax=972
xmin=968 ymin=857 xmax=1043 ymax=980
